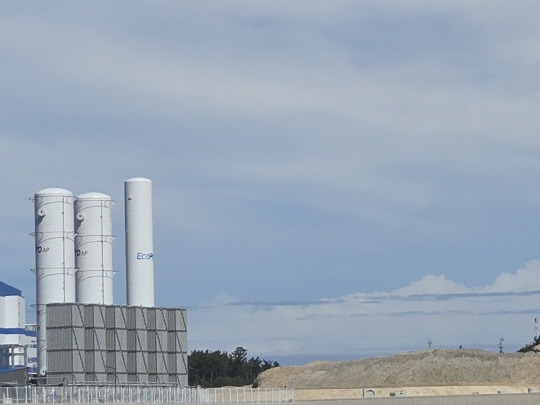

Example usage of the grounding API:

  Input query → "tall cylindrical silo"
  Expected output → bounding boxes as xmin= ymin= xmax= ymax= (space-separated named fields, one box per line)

xmin=75 ymin=192 xmax=115 ymax=305
xmin=125 ymin=177 xmax=155 ymax=307
xmin=31 ymin=187 xmax=76 ymax=376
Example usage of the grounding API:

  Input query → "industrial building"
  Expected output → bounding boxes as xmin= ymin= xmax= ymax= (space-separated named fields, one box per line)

xmin=46 ymin=303 xmax=187 ymax=385
xmin=0 ymin=281 xmax=36 ymax=383
xmin=28 ymin=178 xmax=187 ymax=386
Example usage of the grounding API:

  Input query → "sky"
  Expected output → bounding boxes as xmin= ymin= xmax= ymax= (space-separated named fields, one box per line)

xmin=2 ymin=1 xmax=540 ymax=364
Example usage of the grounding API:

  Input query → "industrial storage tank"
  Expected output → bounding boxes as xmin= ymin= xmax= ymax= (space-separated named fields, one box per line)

xmin=75 ymin=192 xmax=115 ymax=305
xmin=125 ymin=178 xmax=155 ymax=307
xmin=31 ymin=187 xmax=76 ymax=376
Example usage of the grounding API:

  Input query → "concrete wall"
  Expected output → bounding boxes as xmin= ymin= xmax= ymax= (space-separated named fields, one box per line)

xmin=298 ymin=394 xmax=540 ymax=404
xmin=294 ymin=385 xmax=539 ymax=399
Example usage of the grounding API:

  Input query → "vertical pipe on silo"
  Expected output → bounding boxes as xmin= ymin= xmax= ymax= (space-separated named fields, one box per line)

xmin=125 ymin=178 xmax=155 ymax=307
xmin=75 ymin=193 xmax=115 ymax=305
xmin=31 ymin=188 xmax=76 ymax=376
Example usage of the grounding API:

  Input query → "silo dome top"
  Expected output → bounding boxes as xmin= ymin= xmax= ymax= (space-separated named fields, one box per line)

xmin=125 ymin=177 xmax=151 ymax=183
xmin=34 ymin=188 xmax=73 ymax=197
xmin=77 ymin=192 xmax=112 ymax=201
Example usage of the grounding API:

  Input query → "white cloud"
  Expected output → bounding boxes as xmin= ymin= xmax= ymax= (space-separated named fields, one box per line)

xmin=390 ymin=274 xmax=470 ymax=296
xmin=189 ymin=261 xmax=540 ymax=358
xmin=483 ymin=260 xmax=540 ymax=293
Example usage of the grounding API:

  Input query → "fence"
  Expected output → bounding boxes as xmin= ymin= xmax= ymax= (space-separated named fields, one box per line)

xmin=0 ymin=386 xmax=293 ymax=404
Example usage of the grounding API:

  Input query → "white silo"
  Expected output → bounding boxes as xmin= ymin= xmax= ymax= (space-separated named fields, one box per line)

xmin=31 ymin=187 xmax=76 ymax=376
xmin=125 ymin=177 xmax=155 ymax=307
xmin=75 ymin=192 xmax=115 ymax=305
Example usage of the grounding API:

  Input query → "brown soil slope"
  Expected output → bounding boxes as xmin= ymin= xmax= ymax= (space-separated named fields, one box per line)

xmin=254 ymin=349 xmax=540 ymax=388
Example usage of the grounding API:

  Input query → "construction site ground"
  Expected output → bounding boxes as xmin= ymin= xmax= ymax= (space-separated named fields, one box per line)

xmin=255 ymin=349 xmax=540 ymax=399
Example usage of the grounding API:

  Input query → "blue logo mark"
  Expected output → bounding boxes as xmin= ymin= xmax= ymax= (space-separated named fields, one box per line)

xmin=137 ymin=252 xmax=154 ymax=260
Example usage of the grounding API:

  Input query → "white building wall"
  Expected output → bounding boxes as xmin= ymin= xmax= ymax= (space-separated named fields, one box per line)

xmin=3 ymin=296 xmax=25 ymax=328
xmin=0 ymin=292 xmax=36 ymax=368
xmin=0 ymin=296 xmax=26 ymax=346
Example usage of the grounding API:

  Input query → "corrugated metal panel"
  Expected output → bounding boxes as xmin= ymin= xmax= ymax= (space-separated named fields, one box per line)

xmin=47 ymin=328 xmax=73 ymax=350
xmin=147 ymin=308 xmax=156 ymax=329
xmin=126 ymin=307 xmax=135 ymax=329
xmin=176 ymin=353 xmax=188 ymax=374
xmin=155 ymin=308 xmax=167 ymax=330
xmin=105 ymin=305 xmax=115 ymax=328
xmin=115 ymin=307 xmax=127 ymax=329
xmin=136 ymin=307 xmax=148 ymax=329
xmin=93 ymin=305 xmax=106 ymax=328
xmin=167 ymin=309 xmax=175 ymax=330
xmin=106 ymin=329 xmax=116 ymax=349
xmin=85 ymin=372 xmax=96 ymax=382
xmin=167 ymin=353 xmax=176 ymax=374
xmin=156 ymin=352 xmax=168 ymax=374
xmin=115 ymin=352 xmax=127 ymax=374
xmin=47 ymin=304 xmax=71 ymax=327
xmin=94 ymin=372 xmax=107 ymax=382
xmin=47 ymin=351 xmax=73 ymax=372
xmin=178 ymin=372 xmax=188 ymax=387
xmin=167 ymin=374 xmax=180 ymax=384
xmin=138 ymin=373 xmax=149 ymax=383
xmin=155 ymin=331 xmax=167 ymax=352
xmin=127 ymin=330 xmax=137 ymax=351
xmin=127 ymin=352 xmax=136 ymax=374
xmin=85 ymin=328 xmax=94 ymax=349
xmin=156 ymin=373 xmax=170 ymax=384
xmin=116 ymin=372 xmax=128 ymax=384
xmin=72 ymin=327 xmax=85 ymax=351
xmin=94 ymin=350 xmax=107 ymax=374
xmin=176 ymin=309 xmax=187 ymax=332
xmin=46 ymin=373 xmax=71 ymax=385
xmin=136 ymin=351 xmax=148 ymax=374
xmin=138 ymin=329 xmax=148 ymax=350
xmin=72 ymin=305 xmax=84 ymax=327
xmin=148 ymin=352 xmax=157 ymax=374
xmin=85 ymin=305 xmax=94 ymax=327
xmin=72 ymin=372 xmax=85 ymax=383
xmin=167 ymin=332 xmax=176 ymax=352
xmin=115 ymin=329 xmax=127 ymax=349
xmin=178 ymin=331 xmax=187 ymax=353
xmin=94 ymin=328 xmax=106 ymax=350
xmin=106 ymin=350 xmax=115 ymax=372
xmin=147 ymin=330 xmax=157 ymax=352
xmin=45 ymin=303 xmax=187 ymax=385
xmin=165 ymin=308 xmax=187 ymax=331
xmin=73 ymin=350 xmax=85 ymax=373
xmin=85 ymin=350 xmax=95 ymax=373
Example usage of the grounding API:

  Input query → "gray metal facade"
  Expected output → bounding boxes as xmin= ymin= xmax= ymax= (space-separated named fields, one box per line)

xmin=45 ymin=303 xmax=187 ymax=386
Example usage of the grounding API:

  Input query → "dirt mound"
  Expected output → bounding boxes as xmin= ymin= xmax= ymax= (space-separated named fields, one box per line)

xmin=254 ymin=349 xmax=540 ymax=388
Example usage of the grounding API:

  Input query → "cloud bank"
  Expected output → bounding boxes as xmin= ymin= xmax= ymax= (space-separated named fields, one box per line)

xmin=190 ymin=261 xmax=540 ymax=360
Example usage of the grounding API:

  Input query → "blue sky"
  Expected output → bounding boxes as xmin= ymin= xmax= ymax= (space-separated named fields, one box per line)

xmin=2 ymin=2 xmax=540 ymax=363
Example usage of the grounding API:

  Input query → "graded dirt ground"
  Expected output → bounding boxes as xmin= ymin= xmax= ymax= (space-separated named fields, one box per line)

xmin=254 ymin=349 xmax=540 ymax=389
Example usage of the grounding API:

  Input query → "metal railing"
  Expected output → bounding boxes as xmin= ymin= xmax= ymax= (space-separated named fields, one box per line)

xmin=0 ymin=386 xmax=293 ymax=404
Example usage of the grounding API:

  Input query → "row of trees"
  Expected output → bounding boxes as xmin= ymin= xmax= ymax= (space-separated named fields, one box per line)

xmin=188 ymin=347 xmax=279 ymax=387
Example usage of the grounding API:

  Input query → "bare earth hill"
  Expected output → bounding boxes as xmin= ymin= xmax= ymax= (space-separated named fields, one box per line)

xmin=254 ymin=349 xmax=540 ymax=389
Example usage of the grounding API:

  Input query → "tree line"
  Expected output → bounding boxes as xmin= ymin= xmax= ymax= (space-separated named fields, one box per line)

xmin=188 ymin=347 xmax=279 ymax=387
